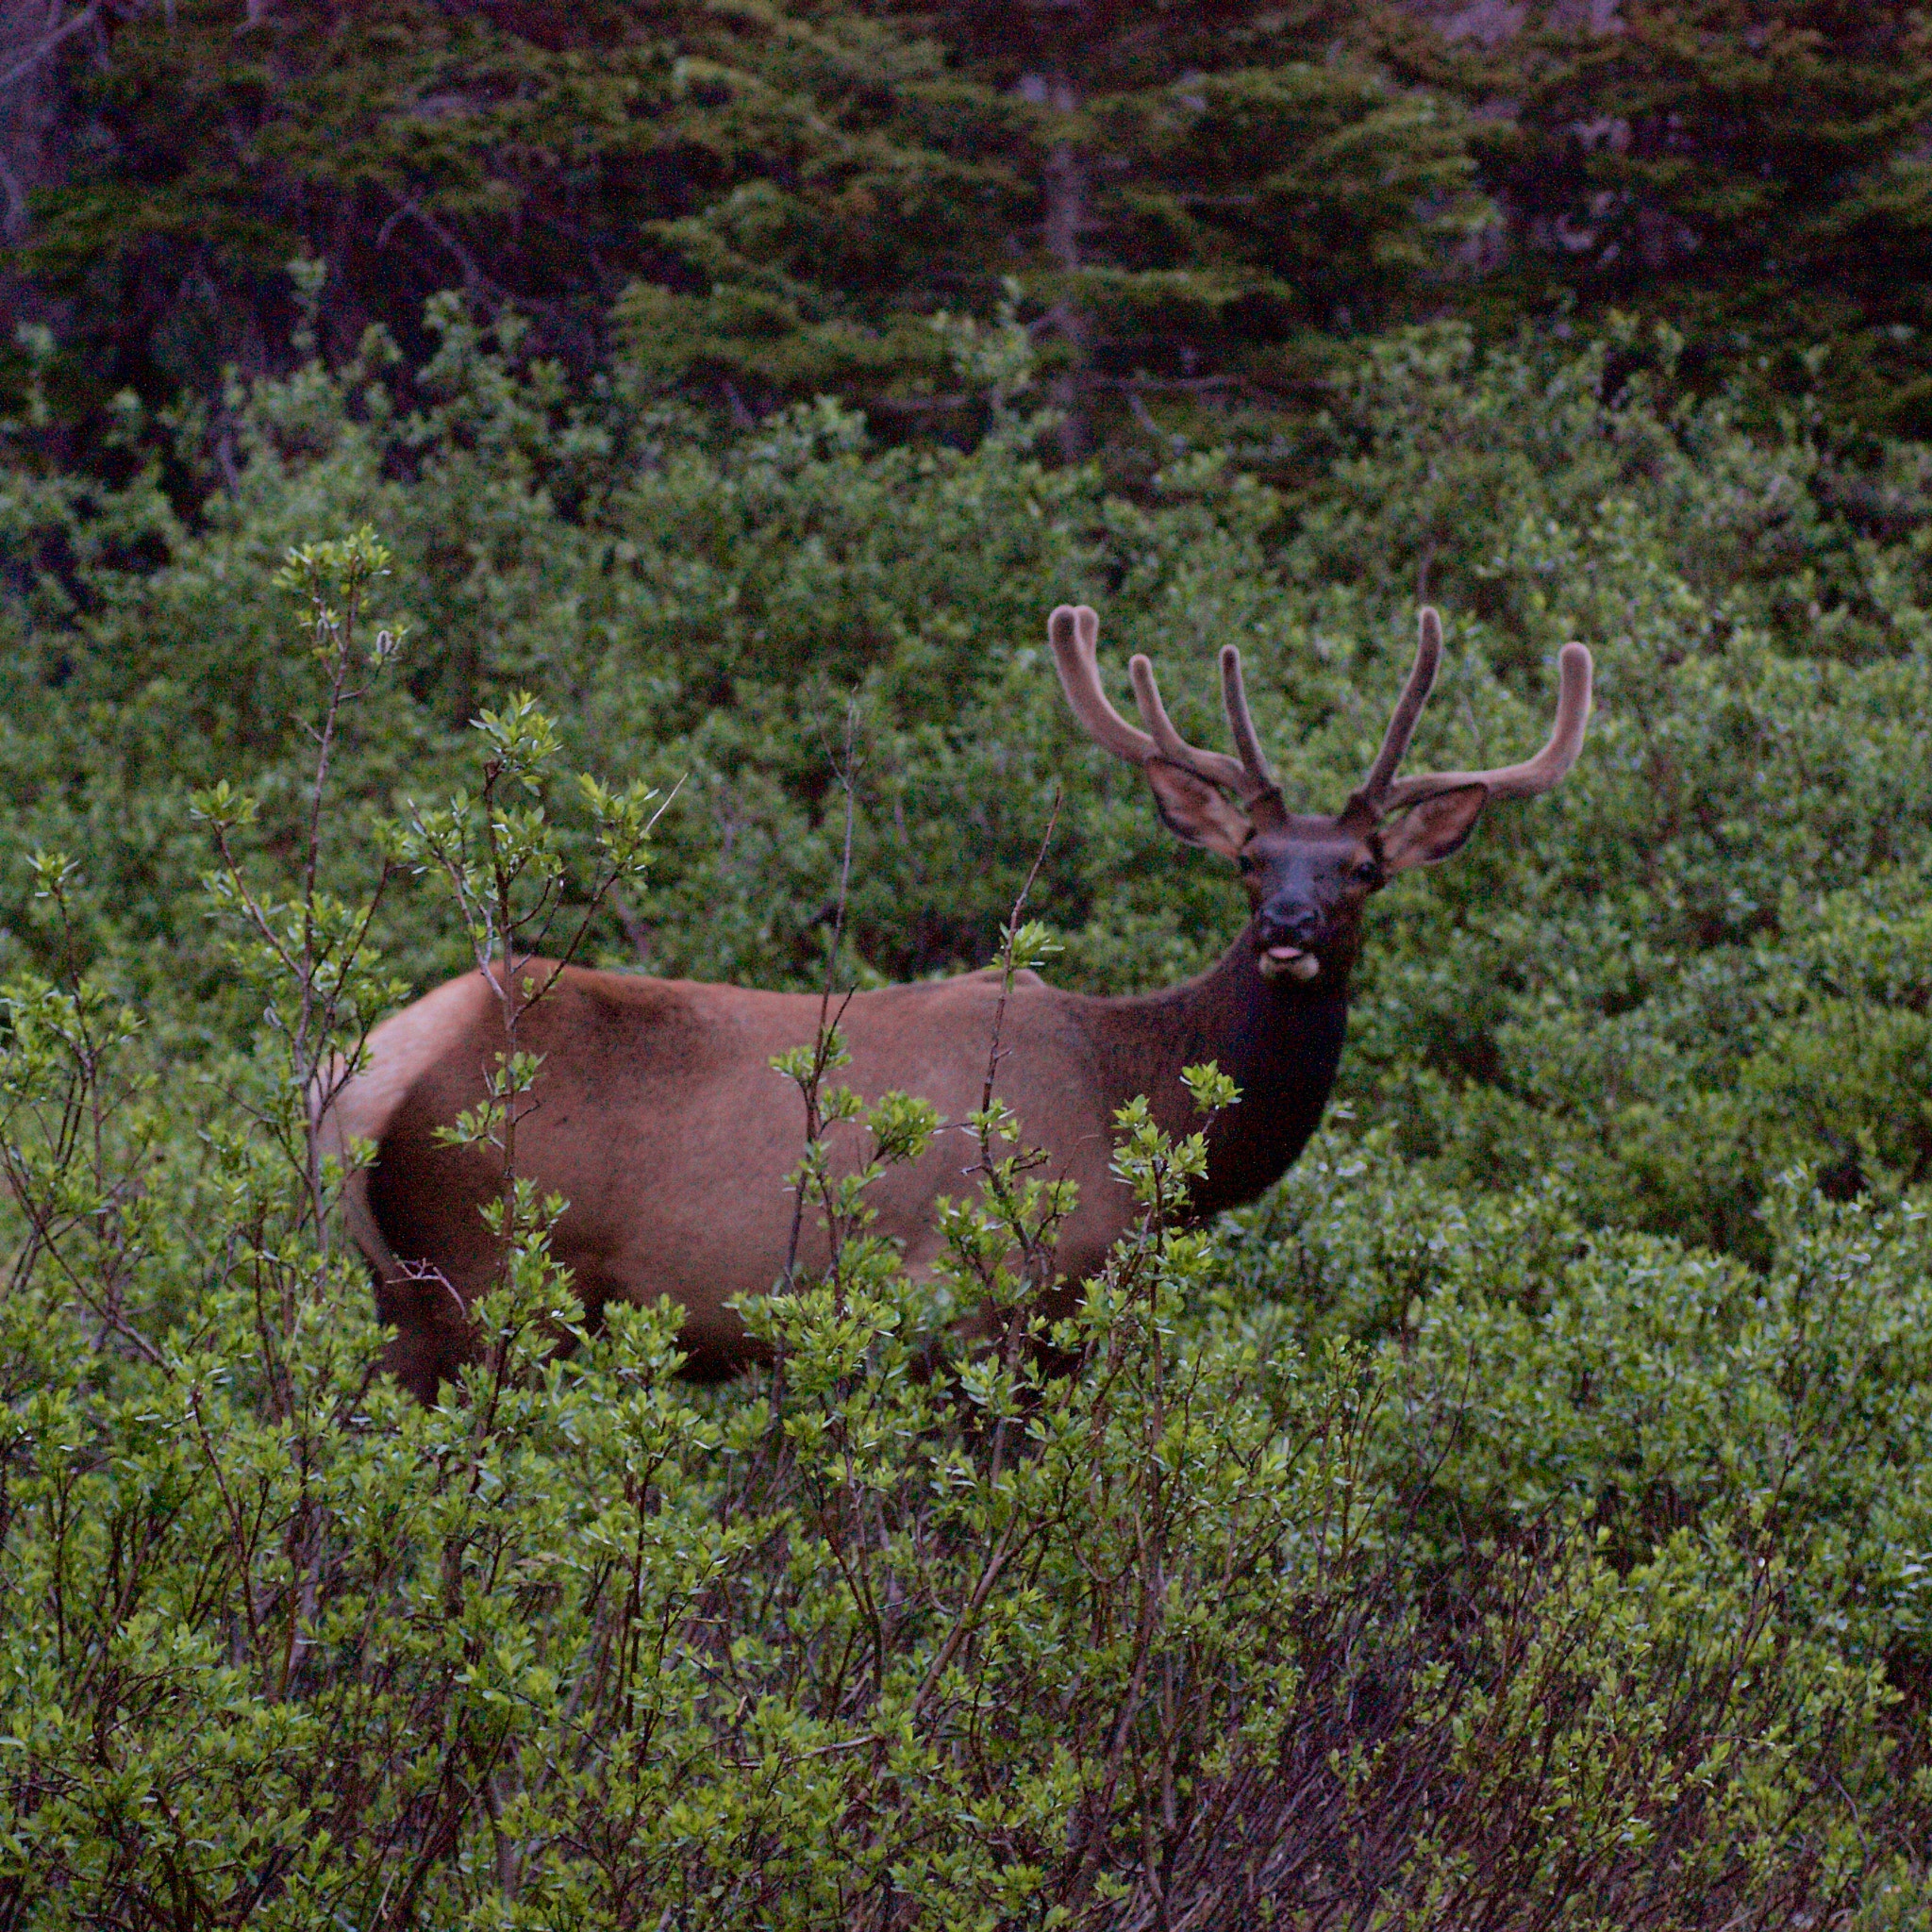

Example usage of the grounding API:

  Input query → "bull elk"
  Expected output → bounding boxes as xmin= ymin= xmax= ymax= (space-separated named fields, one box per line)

xmin=325 ymin=605 xmax=1591 ymax=1400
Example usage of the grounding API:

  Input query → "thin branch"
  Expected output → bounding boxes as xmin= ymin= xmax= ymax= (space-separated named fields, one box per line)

xmin=0 ymin=1 xmax=106 ymax=94
xmin=978 ymin=788 xmax=1061 ymax=1124
xmin=865 ymin=392 xmax=974 ymax=415
xmin=780 ymin=701 xmax=861 ymax=1291
xmin=379 ymin=192 xmax=506 ymax=308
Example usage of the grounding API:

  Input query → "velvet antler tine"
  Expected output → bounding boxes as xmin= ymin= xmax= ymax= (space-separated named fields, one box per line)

xmin=1049 ymin=602 xmax=1281 ymax=806
xmin=1357 ymin=607 xmax=1443 ymax=810
xmin=1380 ymin=641 xmax=1594 ymax=810
xmin=1128 ymin=655 xmax=1250 ymax=793
xmin=1049 ymin=603 xmax=1156 ymax=765
xmin=1219 ymin=645 xmax=1276 ymax=793
xmin=1126 ymin=656 xmax=1179 ymax=757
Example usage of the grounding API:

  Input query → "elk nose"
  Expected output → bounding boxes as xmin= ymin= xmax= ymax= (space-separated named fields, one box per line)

xmin=1258 ymin=905 xmax=1321 ymax=948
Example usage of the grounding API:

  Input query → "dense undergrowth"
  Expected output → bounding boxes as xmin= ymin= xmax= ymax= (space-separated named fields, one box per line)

xmin=5 ymin=300 xmax=1932 ymax=1922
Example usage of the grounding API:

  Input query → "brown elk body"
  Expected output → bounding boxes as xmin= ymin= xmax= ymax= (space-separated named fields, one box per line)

xmin=324 ymin=606 xmax=1592 ymax=1401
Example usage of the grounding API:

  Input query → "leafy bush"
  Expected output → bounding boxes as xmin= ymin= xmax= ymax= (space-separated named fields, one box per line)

xmin=10 ymin=307 xmax=1932 ymax=1246
xmin=6 ymin=303 xmax=1932 ymax=1918
xmin=0 ymin=627 xmax=1924 ymax=1925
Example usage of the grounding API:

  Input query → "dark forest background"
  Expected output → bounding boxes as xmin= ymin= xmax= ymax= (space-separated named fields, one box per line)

xmin=0 ymin=0 xmax=1927 ymax=496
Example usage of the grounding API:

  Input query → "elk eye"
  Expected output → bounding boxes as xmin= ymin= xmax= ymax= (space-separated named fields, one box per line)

xmin=1354 ymin=860 xmax=1381 ymax=884
xmin=1237 ymin=850 xmax=1260 ymax=875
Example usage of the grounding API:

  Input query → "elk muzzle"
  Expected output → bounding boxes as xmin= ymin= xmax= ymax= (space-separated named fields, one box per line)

xmin=1255 ymin=905 xmax=1326 ymax=983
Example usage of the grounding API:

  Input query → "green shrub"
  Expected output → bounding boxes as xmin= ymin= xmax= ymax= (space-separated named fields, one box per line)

xmin=6 ymin=297 xmax=1932 ymax=1916
xmin=4 ymin=587 xmax=1930 ymax=1923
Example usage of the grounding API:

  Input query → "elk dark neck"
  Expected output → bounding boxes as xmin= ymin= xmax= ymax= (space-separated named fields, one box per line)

xmin=1085 ymin=930 xmax=1349 ymax=1220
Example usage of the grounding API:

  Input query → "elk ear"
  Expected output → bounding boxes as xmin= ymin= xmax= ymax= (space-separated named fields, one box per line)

xmin=1143 ymin=758 xmax=1253 ymax=859
xmin=1379 ymin=783 xmax=1489 ymax=874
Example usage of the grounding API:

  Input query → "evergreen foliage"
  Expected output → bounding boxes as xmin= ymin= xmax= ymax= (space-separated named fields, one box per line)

xmin=8 ymin=2 xmax=1930 ymax=470
xmin=1458 ymin=0 xmax=1932 ymax=434
xmin=7 ymin=0 xmax=1480 ymax=482
xmin=619 ymin=0 xmax=1487 ymax=464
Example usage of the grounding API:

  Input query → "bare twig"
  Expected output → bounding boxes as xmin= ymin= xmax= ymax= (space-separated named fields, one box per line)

xmin=780 ymin=699 xmax=862 ymax=1291
xmin=0 ymin=1 xmax=107 ymax=93
xmin=977 ymin=787 xmax=1061 ymax=1124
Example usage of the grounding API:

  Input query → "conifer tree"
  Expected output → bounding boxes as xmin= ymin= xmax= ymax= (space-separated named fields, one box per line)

xmin=5 ymin=0 xmax=1485 ymax=483
xmin=625 ymin=0 xmax=1490 ymax=470
xmin=7 ymin=1 xmax=883 ymax=462
xmin=1461 ymin=1 xmax=1932 ymax=433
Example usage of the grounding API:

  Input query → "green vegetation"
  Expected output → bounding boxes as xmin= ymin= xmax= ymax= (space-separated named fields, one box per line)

xmin=2 ymin=5 xmax=1932 ymax=1915
xmin=10 ymin=0 xmax=1481 ymax=482
xmin=1 ymin=285 xmax=1932 ymax=1918
xmin=7 ymin=0 xmax=1932 ymax=483
xmin=1453 ymin=0 xmax=1932 ymax=436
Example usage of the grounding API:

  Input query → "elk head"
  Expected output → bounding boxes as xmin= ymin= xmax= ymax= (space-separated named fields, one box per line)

xmin=1049 ymin=604 xmax=1593 ymax=988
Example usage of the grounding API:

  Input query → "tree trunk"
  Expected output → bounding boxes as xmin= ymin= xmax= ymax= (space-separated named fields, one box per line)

xmin=1039 ymin=75 xmax=1091 ymax=459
